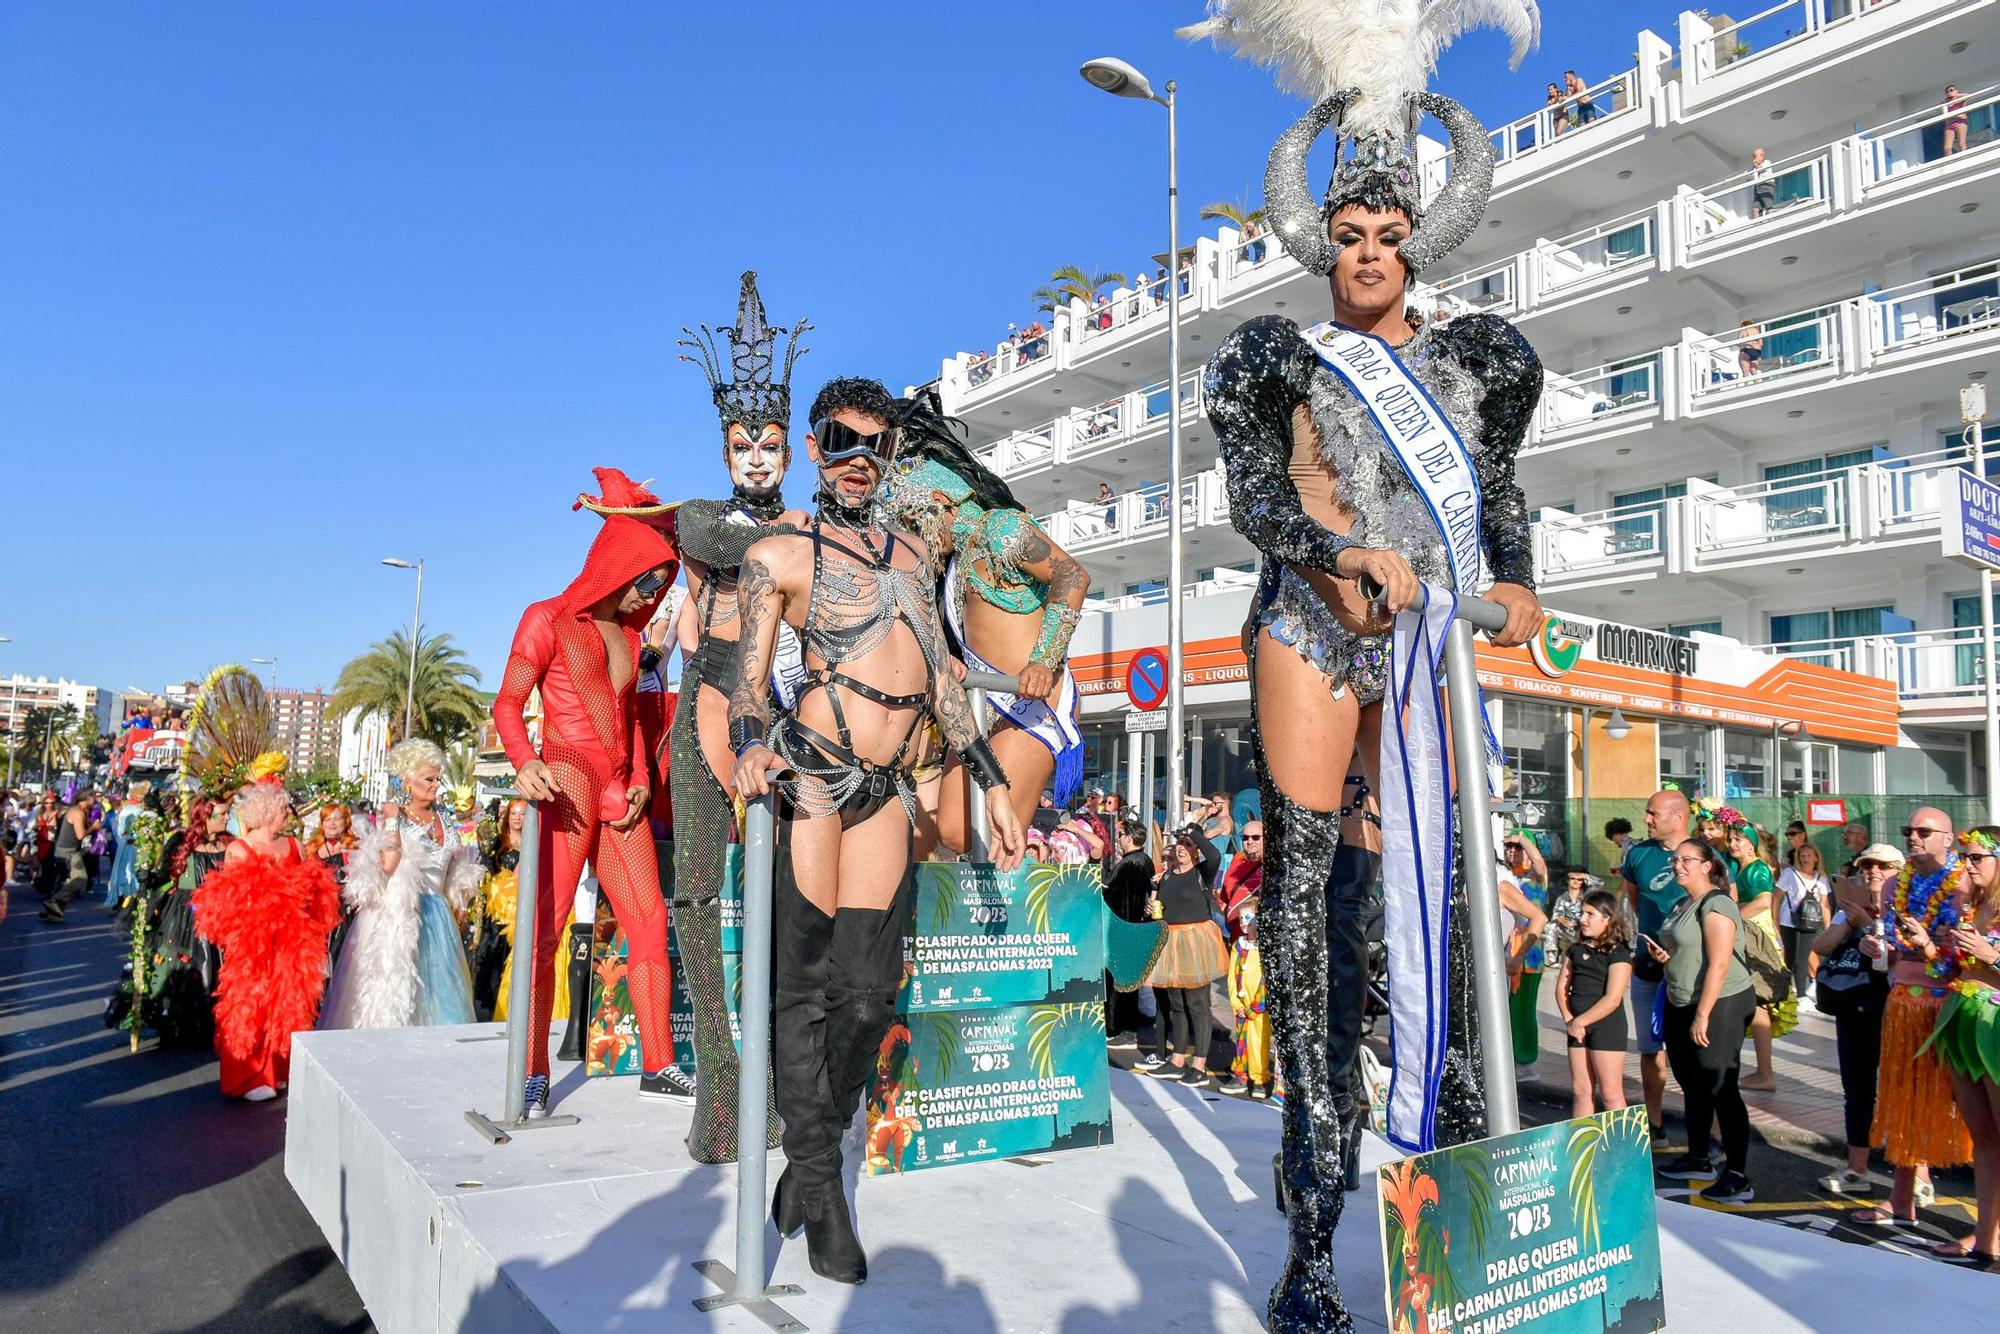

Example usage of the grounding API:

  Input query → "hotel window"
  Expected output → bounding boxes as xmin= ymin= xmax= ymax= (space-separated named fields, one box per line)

xmin=1762 ymin=446 xmax=1884 ymax=524
xmin=1951 ymin=592 xmax=2000 ymax=686
xmin=1658 ymin=721 xmax=1710 ymax=796
xmin=1610 ymin=482 xmax=1685 ymax=543
xmin=1767 ymin=605 xmax=1912 ymax=665
xmin=1665 ymin=621 xmax=1722 ymax=638
xmin=1931 ymin=262 xmax=1998 ymax=329
xmin=1759 ymin=306 xmax=1837 ymax=368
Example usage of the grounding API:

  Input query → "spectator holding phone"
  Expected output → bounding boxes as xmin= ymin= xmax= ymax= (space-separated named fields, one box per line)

xmin=1558 ymin=889 xmax=1634 ymax=1117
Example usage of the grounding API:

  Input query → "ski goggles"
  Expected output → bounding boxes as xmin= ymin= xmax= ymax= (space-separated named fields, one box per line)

xmin=632 ymin=567 xmax=671 ymax=600
xmin=813 ymin=418 xmax=901 ymax=465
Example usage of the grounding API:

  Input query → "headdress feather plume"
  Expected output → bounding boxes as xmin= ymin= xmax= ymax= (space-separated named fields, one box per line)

xmin=1180 ymin=0 xmax=1539 ymax=138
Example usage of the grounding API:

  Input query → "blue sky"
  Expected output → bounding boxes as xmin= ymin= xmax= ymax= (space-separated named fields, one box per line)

xmin=2 ymin=2 xmax=1680 ymax=697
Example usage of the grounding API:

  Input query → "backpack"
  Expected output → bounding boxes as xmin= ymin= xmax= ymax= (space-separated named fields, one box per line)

xmin=1700 ymin=890 xmax=1791 ymax=1006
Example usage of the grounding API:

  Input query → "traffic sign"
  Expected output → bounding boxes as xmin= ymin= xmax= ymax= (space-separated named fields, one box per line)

xmin=1942 ymin=467 xmax=2000 ymax=572
xmin=1124 ymin=648 xmax=1169 ymax=712
xmin=1123 ymin=709 xmax=1168 ymax=733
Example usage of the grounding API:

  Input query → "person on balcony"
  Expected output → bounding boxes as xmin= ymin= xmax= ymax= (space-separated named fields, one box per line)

xmin=1749 ymin=147 xmax=1776 ymax=218
xmin=1182 ymin=0 xmax=1545 ymax=1324
xmin=882 ymin=387 xmax=1090 ymax=859
xmin=1563 ymin=70 xmax=1601 ymax=126
xmin=1944 ymin=85 xmax=1969 ymax=156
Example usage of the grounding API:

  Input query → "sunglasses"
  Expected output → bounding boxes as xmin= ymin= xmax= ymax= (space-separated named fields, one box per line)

xmin=1243 ymin=834 xmax=1264 ymax=842
xmin=814 ymin=418 xmax=901 ymax=464
xmin=1964 ymin=852 xmax=1996 ymax=866
xmin=632 ymin=568 xmax=670 ymax=600
xmin=1902 ymin=826 xmax=1948 ymax=839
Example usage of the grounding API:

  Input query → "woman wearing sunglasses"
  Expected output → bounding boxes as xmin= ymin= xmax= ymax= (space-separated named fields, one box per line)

xmin=1923 ymin=827 xmax=2000 ymax=1267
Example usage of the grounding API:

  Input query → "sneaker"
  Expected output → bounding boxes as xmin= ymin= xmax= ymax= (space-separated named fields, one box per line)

xmin=242 ymin=1085 xmax=277 ymax=1103
xmin=1218 ymin=1077 xmax=1250 ymax=1095
xmin=1249 ymin=1084 xmax=1272 ymax=1101
xmin=1134 ymin=1054 xmax=1170 ymax=1072
xmin=1700 ymin=1171 xmax=1755 ymax=1205
xmin=1657 ymin=1152 xmax=1720 ymax=1181
xmin=1915 ymin=1179 xmax=1937 ymax=1207
xmin=523 ymin=1074 xmax=550 ymax=1119
xmin=1146 ymin=1061 xmax=1189 ymax=1079
xmin=1650 ymin=1122 xmax=1668 ymax=1146
xmin=1107 ymin=1031 xmax=1138 ymax=1050
xmin=1818 ymin=1168 xmax=1876 ymax=1195
xmin=37 ymin=904 xmax=63 ymax=923
xmin=639 ymin=1066 xmax=697 ymax=1103
xmin=1180 ymin=1066 xmax=1211 ymax=1087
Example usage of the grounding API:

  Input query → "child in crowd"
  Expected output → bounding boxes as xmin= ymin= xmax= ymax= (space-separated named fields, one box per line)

xmin=1223 ymin=905 xmax=1272 ymax=1099
xmin=1558 ymin=889 xmax=1634 ymax=1117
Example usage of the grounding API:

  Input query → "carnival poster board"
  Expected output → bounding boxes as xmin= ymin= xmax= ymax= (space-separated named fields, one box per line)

xmin=861 ymin=999 xmax=1111 ymax=1177
xmin=1377 ymin=1107 xmax=1665 ymax=1334
xmin=900 ymin=862 xmax=1107 ymax=1013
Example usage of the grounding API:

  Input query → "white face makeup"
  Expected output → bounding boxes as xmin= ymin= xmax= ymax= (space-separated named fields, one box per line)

xmin=727 ymin=422 xmax=789 ymax=495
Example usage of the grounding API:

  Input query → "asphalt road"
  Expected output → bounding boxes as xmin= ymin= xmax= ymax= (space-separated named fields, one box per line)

xmin=0 ymin=883 xmax=371 ymax=1334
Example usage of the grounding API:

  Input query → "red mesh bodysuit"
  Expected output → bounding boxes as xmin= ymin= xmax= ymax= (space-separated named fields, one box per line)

xmin=493 ymin=515 xmax=679 ymax=1080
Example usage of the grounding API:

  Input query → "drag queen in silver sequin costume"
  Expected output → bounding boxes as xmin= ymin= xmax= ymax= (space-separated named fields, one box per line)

xmin=1183 ymin=3 xmax=1546 ymax=1329
xmin=670 ymin=272 xmax=809 ymax=1163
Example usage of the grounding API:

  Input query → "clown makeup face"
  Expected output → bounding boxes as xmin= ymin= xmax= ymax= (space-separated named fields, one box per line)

xmin=726 ymin=421 xmax=789 ymax=500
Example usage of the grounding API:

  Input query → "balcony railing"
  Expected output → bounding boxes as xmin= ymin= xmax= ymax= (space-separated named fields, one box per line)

xmin=1537 ymin=356 xmax=1662 ymax=437
xmin=1489 ymin=69 xmax=1641 ymax=168
xmin=1689 ymin=0 xmax=1891 ymax=81
xmin=1431 ymin=258 xmax=1518 ymax=319
xmin=1864 ymin=263 xmax=2000 ymax=358
xmin=1075 ymin=275 xmax=1172 ymax=346
xmin=1689 ymin=472 xmax=1850 ymax=554
xmin=1687 ymin=308 xmax=1840 ymax=402
xmin=1537 ymin=209 xmax=1656 ymax=297
xmin=1038 ymin=474 xmax=1226 ymax=554
xmin=1081 ymin=568 xmax=1261 ymax=615
xmin=1222 ymin=229 xmax=1279 ymax=280
xmin=1534 ymin=505 xmax=1666 ymax=580
xmin=1857 ymin=82 xmax=2000 ymax=192
xmin=1757 ymin=626 xmax=1989 ymax=704
xmin=1682 ymin=148 xmax=1834 ymax=248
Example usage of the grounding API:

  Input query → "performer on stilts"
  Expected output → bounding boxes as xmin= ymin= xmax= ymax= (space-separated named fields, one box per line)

xmin=671 ymin=271 xmax=811 ymax=1163
xmin=882 ymin=388 xmax=1090 ymax=857
xmin=1184 ymin=3 xmax=1545 ymax=1327
xmin=492 ymin=489 xmax=687 ymax=1115
xmin=731 ymin=375 xmax=1026 ymax=1284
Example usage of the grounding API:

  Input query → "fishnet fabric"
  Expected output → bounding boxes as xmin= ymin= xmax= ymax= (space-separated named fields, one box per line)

xmin=525 ymin=740 xmax=674 ymax=1079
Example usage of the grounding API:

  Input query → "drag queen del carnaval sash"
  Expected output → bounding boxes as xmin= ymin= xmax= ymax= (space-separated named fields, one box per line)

xmin=1310 ymin=322 xmax=1484 ymax=1153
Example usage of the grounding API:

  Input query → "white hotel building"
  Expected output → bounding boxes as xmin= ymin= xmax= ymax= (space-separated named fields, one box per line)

xmin=920 ymin=0 xmax=1999 ymax=853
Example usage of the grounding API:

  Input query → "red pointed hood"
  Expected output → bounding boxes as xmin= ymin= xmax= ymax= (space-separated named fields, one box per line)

xmin=574 ymin=467 xmax=680 ymax=545
xmin=557 ymin=514 xmax=676 ymax=632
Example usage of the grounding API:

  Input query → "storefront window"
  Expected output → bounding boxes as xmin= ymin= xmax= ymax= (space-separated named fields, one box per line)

xmin=1658 ymin=721 xmax=1710 ymax=796
xmin=1722 ymin=727 xmax=1771 ymax=800
xmin=1837 ymin=746 xmax=1877 ymax=794
xmin=1501 ymin=700 xmax=1572 ymax=867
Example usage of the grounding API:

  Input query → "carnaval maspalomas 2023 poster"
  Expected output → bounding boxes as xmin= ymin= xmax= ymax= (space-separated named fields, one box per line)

xmin=1378 ymin=1108 xmax=1665 ymax=1334
xmin=862 ymin=862 xmax=1113 ymax=1177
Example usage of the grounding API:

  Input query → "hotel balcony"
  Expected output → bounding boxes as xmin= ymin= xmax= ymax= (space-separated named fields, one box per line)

xmin=1534 ymin=443 xmax=1982 ymax=593
xmin=1755 ymin=626 xmax=1995 ymax=726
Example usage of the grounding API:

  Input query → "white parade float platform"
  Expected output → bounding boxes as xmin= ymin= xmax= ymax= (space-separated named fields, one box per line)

xmin=287 ymin=1023 xmax=1996 ymax=1333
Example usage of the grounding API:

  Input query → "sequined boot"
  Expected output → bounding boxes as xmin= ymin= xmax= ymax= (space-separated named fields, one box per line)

xmin=1259 ymin=786 xmax=1353 ymax=1334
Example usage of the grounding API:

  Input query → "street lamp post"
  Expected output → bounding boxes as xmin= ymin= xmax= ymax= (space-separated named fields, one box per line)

xmin=251 ymin=657 xmax=278 ymax=690
xmin=1772 ymin=719 xmax=1814 ymax=798
xmin=382 ymin=558 xmax=424 ymax=740
xmin=1082 ymin=56 xmax=1187 ymax=823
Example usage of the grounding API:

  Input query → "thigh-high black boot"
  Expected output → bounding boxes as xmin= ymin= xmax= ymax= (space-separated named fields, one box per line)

xmin=1261 ymin=784 xmax=1352 ymax=1333
xmin=555 ymin=919 xmax=594 ymax=1063
xmin=1326 ymin=841 xmax=1380 ymax=1191
xmin=768 ymin=815 xmax=866 ymax=1284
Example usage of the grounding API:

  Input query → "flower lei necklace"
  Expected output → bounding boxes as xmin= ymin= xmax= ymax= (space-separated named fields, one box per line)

xmin=1893 ymin=853 xmax=1964 ymax=981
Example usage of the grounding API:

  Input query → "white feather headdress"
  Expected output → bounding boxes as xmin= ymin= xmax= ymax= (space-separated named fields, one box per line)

xmin=1180 ymin=0 xmax=1540 ymax=139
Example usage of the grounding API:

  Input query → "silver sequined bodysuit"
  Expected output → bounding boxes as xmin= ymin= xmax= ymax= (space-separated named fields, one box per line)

xmin=1207 ymin=312 xmax=1541 ymax=702
xmin=771 ymin=516 xmax=952 ymax=827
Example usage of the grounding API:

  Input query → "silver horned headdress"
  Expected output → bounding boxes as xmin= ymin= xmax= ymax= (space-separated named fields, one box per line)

xmin=1182 ymin=0 xmax=1540 ymax=277
xmin=677 ymin=271 xmax=812 ymax=429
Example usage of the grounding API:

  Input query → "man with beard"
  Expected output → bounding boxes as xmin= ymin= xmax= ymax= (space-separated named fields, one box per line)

xmin=730 ymin=375 xmax=1025 ymax=1284
xmin=669 ymin=271 xmax=811 ymax=1163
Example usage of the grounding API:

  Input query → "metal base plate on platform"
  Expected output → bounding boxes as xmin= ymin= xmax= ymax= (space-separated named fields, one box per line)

xmin=691 ymin=1260 xmax=807 ymax=1332
xmin=463 ymin=1108 xmax=582 ymax=1144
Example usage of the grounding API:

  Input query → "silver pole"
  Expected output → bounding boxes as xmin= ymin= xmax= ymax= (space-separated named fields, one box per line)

xmin=967 ymin=688 xmax=990 ymax=862
xmin=504 ymin=802 xmax=540 ymax=1123
xmin=734 ymin=794 xmax=776 ymax=1300
xmin=1163 ymin=81 xmax=1187 ymax=825
xmin=403 ymin=559 xmax=424 ymax=740
xmin=694 ymin=792 xmax=806 ymax=1328
xmin=1443 ymin=620 xmax=1518 ymax=1136
xmin=1976 ymin=419 xmax=1999 ymax=821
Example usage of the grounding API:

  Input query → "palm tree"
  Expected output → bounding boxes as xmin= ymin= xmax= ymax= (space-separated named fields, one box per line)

xmin=444 ymin=737 xmax=479 ymax=788
xmin=1033 ymin=265 xmax=1129 ymax=314
xmin=1198 ymin=197 xmax=1267 ymax=230
xmin=330 ymin=629 xmax=486 ymax=745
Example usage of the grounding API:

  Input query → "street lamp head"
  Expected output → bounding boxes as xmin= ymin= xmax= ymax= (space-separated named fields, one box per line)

xmin=1080 ymin=57 xmax=1157 ymax=102
xmin=1603 ymin=707 xmax=1632 ymax=742
xmin=1791 ymin=724 xmax=1814 ymax=754
xmin=381 ymin=558 xmax=414 ymax=570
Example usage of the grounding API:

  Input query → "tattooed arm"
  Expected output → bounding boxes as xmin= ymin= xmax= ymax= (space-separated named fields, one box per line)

xmin=918 ymin=553 xmax=1026 ymax=869
xmin=1013 ymin=522 xmax=1087 ymax=702
xmin=728 ymin=540 xmax=791 ymax=798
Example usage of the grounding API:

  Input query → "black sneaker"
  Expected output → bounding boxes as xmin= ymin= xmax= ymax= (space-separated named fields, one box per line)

xmin=1650 ymin=1121 xmax=1668 ymax=1145
xmin=1145 ymin=1060 xmax=1188 ymax=1078
xmin=1700 ymin=1171 xmax=1755 ymax=1205
xmin=1134 ymin=1053 xmax=1170 ymax=1072
xmin=639 ymin=1066 xmax=697 ymax=1103
xmin=1107 ymin=1031 xmax=1138 ymax=1050
xmin=523 ymin=1074 xmax=550 ymax=1120
xmin=1180 ymin=1066 xmax=1211 ymax=1087
xmin=1657 ymin=1152 xmax=1720 ymax=1181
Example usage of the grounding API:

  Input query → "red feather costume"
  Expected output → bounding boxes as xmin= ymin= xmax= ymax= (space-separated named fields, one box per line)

xmin=496 ymin=477 xmax=682 ymax=1082
xmin=191 ymin=838 xmax=341 ymax=1098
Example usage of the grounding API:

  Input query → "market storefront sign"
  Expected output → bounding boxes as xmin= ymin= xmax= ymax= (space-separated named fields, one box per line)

xmin=1594 ymin=624 xmax=1699 ymax=676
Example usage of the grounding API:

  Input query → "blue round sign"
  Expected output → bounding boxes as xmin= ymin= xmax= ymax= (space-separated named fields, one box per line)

xmin=1125 ymin=649 xmax=1169 ymax=712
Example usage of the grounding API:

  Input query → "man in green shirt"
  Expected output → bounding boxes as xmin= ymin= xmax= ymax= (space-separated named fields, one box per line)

xmin=1620 ymin=789 xmax=1690 ymax=1140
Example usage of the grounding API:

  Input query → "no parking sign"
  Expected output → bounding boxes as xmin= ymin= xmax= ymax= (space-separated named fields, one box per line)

xmin=1124 ymin=649 xmax=1169 ymax=712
